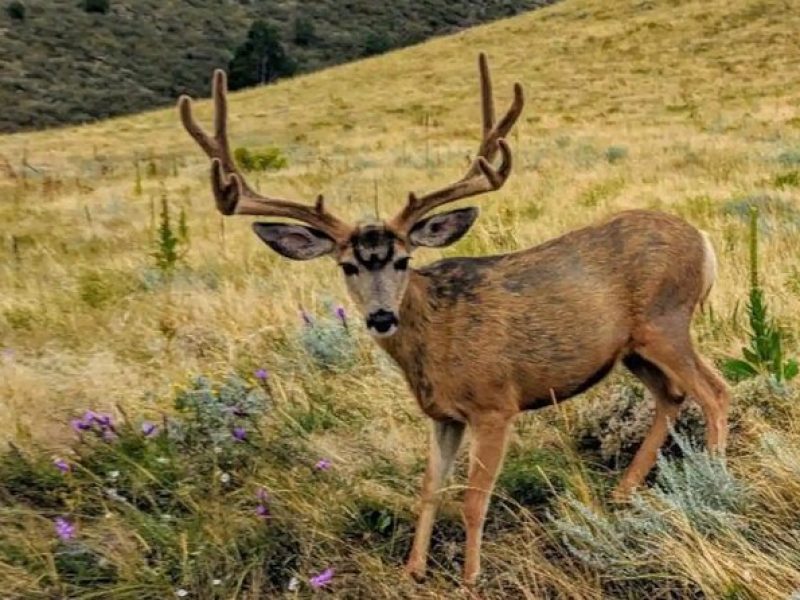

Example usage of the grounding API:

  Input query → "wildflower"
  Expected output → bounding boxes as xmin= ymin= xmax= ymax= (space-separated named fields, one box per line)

xmin=254 ymin=368 xmax=268 ymax=381
xmin=141 ymin=421 xmax=157 ymax=436
xmin=220 ymin=472 xmax=231 ymax=484
xmin=102 ymin=429 xmax=117 ymax=442
xmin=255 ymin=504 xmax=270 ymax=519
xmin=288 ymin=576 xmax=300 ymax=592
xmin=335 ymin=305 xmax=347 ymax=323
xmin=176 ymin=589 xmax=188 ymax=598
xmin=256 ymin=487 xmax=269 ymax=502
xmin=55 ymin=517 xmax=75 ymax=541
xmin=309 ymin=567 xmax=334 ymax=589
xmin=93 ymin=413 xmax=113 ymax=427
xmin=108 ymin=470 xmax=119 ymax=480
xmin=232 ymin=427 xmax=247 ymax=441
xmin=314 ymin=458 xmax=332 ymax=471
xmin=71 ymin=417 xmax=91 ymax=432
xmin=53 ymin=458 xmax=70 ymax=473
xmin=300 ymin=308 xmax=313 ymax=326
xmin=212 ymin=579 xmax=222 ymax=586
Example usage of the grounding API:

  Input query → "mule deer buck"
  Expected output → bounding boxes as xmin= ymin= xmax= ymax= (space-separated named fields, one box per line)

xmin=178 ymin=54 xmax=730 ymax=586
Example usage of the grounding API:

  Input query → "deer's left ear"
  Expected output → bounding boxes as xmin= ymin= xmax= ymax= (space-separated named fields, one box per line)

xmin=408 ymin=207 xmax=479 ymax=248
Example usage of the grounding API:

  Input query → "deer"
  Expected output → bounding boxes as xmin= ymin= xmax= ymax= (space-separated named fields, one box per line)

xmin=177 ymin=53 xmax=730 ymax=587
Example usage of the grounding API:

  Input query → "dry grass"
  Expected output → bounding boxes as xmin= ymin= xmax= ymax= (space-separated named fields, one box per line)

xmin=1 ymin=0 xmax=800 ymax=597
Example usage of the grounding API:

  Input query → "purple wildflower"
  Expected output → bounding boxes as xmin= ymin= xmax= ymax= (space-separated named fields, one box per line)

xmin=53 ymin=458 xmax=70 ymax=473
xmin=71 ymin=418 xmax=91 ymax=432
xmin=93 ymin=413 xmax=113 ymax=428
xmin=255 ymin=504 xmax=270 ymax=519
xmin=314 ymin=458 xmax=332 ymax=471
xmin=141 ymin=421 xmax=157 ymax=436
xmin=256 ymin=487 xmax=269 ymax=502
xmin=309 ymin=568 xmax=334 ymax=589
xmin=55 ymin=517 xmax=75 ymax=541
xmin=232 ymin=427 xmax=247 ymax=441
xmin=254 ymin=368 xmax=268 ymax=381
xmin=335 ymin=306 xmax=346 ymax=321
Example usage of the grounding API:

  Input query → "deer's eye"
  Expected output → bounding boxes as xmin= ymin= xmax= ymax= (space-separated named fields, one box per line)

xmin=341 ymin=263 xmax=359 ymax=276
xmin=394 ymin=257 xmax=410 ymax=271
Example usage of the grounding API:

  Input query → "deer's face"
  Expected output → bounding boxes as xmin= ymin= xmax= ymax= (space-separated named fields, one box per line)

xmin=252 ymin=208 xmax=478 ymax=338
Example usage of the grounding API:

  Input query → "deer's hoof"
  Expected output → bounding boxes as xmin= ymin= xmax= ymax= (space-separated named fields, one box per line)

xmin=403 ymin=561 xmax=426 ymax=582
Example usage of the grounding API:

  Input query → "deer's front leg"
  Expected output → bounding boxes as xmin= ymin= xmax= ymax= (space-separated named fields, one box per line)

xmin=405 ymin=419 xmax=466 ymax=580
xmin=462 ymin=415 xmax=512 ymax=586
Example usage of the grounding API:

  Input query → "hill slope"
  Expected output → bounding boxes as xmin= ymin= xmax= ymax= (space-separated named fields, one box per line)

xmin=2 ymin=0 xmax=800 ymax=598
xmin=0 ymin=0 xmax=554 ymax=132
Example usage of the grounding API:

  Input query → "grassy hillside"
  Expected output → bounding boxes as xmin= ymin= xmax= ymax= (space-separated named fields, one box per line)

xmin=0 ymin=0 xmax=554 ymax=132
xmin=2 ymin=0 xmax=800 ymax=597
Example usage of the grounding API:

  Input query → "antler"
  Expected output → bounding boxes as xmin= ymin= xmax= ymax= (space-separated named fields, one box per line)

xmin=178 ymin=70 xmax=350 ymax=241
xmin=390 ymin=53 xmax=524 ymax=232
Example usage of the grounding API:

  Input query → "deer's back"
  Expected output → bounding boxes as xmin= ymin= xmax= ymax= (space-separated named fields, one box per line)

xmin=413 ymin=210 xmax=709 ymax=415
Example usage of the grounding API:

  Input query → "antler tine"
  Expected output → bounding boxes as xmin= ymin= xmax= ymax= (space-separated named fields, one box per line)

xmin=391 ymin=54 xmax=524 ymax=232
xmin=178 ymin=70 xmax=350 ymax=239
xmin=479 ymin=52 xmax=495 ymax=140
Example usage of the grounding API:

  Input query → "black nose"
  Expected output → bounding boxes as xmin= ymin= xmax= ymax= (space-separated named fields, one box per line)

xmin=366 ymin=310 xmax=399 ymax=333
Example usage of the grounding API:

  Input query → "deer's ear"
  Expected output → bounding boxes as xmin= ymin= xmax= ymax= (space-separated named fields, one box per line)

xmin=408 ymin=207 xmax=479 ymax=248
xmin=252 ymin=223 xmax=336 ymax=260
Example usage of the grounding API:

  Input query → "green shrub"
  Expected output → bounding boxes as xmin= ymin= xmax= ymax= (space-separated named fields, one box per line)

xmin=551 ymin=432 xmax=746 ymax=580
xmin=233 ymin=146 xmax=288 ymax=171
xmin=228 ymin=20 xmax=296 ymax=89
xmin=83 ymin=0 xmax=109 ymax=14
xmin=605 ymin=145 xmax=628 ymax=164
xmin=6 ymin=1 xmax=25 ymax=20
xmin=297 ymin=303 xmax=358 ymax=372
xmin=777 ymin=149 xmax=800 ymax=166
xmin=362 ymin=31 xmax=392 ymax=57
xmin=293 ymin=16 xmax=316 ymax=46
xmin=774 ymin=170 xmax=800 ymax=188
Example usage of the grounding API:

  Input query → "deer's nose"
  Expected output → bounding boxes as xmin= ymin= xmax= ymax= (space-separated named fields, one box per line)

xmin=366 ymin=310 xmax=399 ymax=335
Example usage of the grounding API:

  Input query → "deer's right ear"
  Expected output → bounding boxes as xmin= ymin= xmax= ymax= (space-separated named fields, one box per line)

xmin=252 ymin=223 xmax=336 ymax=260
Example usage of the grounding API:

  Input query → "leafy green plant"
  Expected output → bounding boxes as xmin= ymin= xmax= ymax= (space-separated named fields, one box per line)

xmin=152 ymin=193 xmax=189 ymax=275
xmin=723 ymin=207 xmax=798 ymax=383
xmin=234 ymin=146 xmax=288 ymax=171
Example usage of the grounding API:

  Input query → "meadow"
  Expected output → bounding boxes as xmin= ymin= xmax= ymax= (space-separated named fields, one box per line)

xmin=1 ymin=0 xmax=800 ymax=597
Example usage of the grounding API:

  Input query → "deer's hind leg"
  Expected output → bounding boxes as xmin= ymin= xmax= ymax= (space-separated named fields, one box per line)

xmin=405 ymin=419 xmax=466 ymax=581
xmin=631 ymin=317 xmax=730 ymax=462
xmin=614 ymin=353 xmax=686 ymax=500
